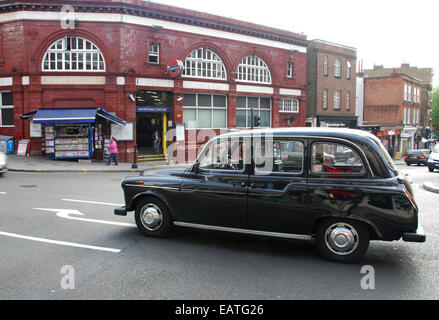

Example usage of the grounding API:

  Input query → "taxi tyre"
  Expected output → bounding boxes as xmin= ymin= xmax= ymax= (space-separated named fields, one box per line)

xmin=316 ymin=218 xmax=370 ymax=263
xmin=135 ymin=197 xmax=172 ymax=238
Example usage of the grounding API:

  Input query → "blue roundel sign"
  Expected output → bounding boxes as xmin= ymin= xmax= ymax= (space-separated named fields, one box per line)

xmin=167 ymin=59 xmax=184 ymax=78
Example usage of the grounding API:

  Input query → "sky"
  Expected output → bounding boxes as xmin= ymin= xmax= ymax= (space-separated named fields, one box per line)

xmin=148 ymin=0 xmax=439 ymax=87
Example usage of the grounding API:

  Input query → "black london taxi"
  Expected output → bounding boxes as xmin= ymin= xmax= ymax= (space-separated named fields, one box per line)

xmin=114 ymin=128 xmax=426 ymax=263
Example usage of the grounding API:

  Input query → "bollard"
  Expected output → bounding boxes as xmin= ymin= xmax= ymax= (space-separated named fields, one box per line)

xmin=131 ymin=144 xmax=138 ymax=169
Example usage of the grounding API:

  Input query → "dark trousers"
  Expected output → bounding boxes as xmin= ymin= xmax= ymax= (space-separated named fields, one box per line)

xmin=108 ymin=153 xmax=118 ymax=165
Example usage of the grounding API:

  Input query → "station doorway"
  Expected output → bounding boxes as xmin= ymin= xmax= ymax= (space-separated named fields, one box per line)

xmin=136 ymin=113 xmax=164 ymax=154
xmin=135 ymin=90 xmax=172 ymax=155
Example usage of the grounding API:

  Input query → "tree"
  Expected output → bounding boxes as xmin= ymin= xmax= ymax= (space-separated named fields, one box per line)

xmin=432 ymin=88 xmax=439 ymax=137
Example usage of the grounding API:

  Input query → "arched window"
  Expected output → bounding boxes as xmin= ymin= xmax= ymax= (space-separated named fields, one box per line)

xmin=236 ymin=56 xmax=271 ymax=84
xmin=183 ymin=48 xmax=227 ymax=80
xmin=42 ymin=36 xmax=105 ymax=72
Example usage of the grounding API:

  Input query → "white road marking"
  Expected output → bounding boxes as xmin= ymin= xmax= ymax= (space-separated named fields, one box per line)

xmin=0 ymin=231 xmax=121 ymax=253
xmin=0 ymin=192 xmax=6 ymax=194
xmin=34 ymin=208 xmax=136 ymax=228
xmin=62 ymin=198 xmax=124 ymax=206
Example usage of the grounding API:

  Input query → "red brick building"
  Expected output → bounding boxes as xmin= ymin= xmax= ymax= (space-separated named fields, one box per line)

xmin=363 ymin=72 xmax=424 ymax=157
xmin=306 ymin=40 xmax=357 ymax=128
xmin=0 ymin=0 xmax=308 ymax=162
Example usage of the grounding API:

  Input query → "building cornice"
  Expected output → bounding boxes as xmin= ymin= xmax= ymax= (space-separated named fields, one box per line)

xmin=0 ymin=1 xmax=309 ymax=48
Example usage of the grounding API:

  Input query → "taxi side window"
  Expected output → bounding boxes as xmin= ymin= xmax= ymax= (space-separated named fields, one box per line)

xmin=311 ymin=142 xmax=364 ymax=175
xmin=199 ymin=138 xmax=246 ymax=171
xmin=255 ymin=139 xmax=304 ymax=174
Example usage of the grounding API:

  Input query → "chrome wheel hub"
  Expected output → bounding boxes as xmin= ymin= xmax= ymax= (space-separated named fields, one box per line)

xmin=140 ymin=204 xmax=163 ymax=231
xmin=325 ymin=223 xmax=359 ymax=255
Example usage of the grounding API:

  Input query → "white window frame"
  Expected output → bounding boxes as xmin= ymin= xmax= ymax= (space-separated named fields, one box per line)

xmin=323 ymin=56 xmax=328 ymax=76
xmin=0 ymin=91 xmax=14 ymax=127
xmin=42 ymin=36 xmax=105 ymax=72
xmin=236 ymin=56 xmax=272 ymax=84
xmin=404 ymin=84 xmax=408 ymax=101
xmin=323 ymin=88 xmax=328 ymax=109
xmin=334 ymin=58 xmax=341 ymax=78
xmin=183 ymin=48 xmax=227 ymax=80
xmin=408 ymin=85 xmax=412 ymax=102
xmin=287 ymin=62 xmax=294 ymax=78
xmin=149 ymin=42 xmax=160 ymax=64
xmin=280 ymin=98 xmax=299 ymax=113
xmin=407 ymin=108 xmax=411 ymax=124
xmin=346 ymin=91 xmax=350 ymax=110
xmin=183 ymin=94 xmax=227 ymax=129
xmin=236 ymin=96 xmax=272 ymax=128
xmin=346 ymin=61 xmax=351 ymax=79
xmin=334 ymin=89 xmax=341 ymax=110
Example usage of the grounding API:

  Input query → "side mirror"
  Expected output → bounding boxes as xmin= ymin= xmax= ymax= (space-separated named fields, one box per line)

xmin=191 ymin=162 xmax=200 ymax=173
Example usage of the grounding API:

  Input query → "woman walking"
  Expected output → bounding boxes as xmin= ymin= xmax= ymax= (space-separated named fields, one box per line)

xmin=107 ymin=136 xmax=118 ymax=166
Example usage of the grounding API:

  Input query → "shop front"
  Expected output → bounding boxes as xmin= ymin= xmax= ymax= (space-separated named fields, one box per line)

xmin=22 ymin=108 xmax=126 ymax=161
xmin=376 ymin=128 xmax=401 ymax=159
xmin=317 ymin=115 xmax=358 ymax=129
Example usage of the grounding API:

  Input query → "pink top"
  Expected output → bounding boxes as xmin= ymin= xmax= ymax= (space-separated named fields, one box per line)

xmin=108 ymin=140 xmax=118 ymax=154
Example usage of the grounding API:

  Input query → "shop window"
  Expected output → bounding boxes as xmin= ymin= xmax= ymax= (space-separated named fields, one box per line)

xmin=236 ymin=56 xmax=272 ymax=84
xmin=311 ymin=142 xmax=365 ymax=175
xmin=42 ymin=36 xmax=105 ymax=72
xmin=0 ymin=92 xmax=14 ymax=127
xmin=280 ymin=98 xmax=299 ymax=113
xmin=183 ymin=48 xmax=227 ymax=80
xmin=183 ymin=94 xmax=227 ymax=129
xmin=236 ymin=96 xmax=271 ymax=128
xmin=149 ymin=43 xmax=160 ymax=64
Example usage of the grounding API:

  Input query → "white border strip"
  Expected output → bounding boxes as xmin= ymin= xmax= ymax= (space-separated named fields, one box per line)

xmin=0 ymin=77 xmax=13 ymax=86
xmin=279 ymin=88 xmax=302 ymax=96
xmin=136 ymin=78 xmax=175 ymax=88
xmin=0 ymin=11 xmax=307 ymax=53
xmin=41 ymin=76 xmax=106 ymax=85
xmin=236 ymin=85 xmax=274 ymax=94
xmin=183 ymin=81 xmax=229 ymax=91
xmin=0 ymin=231 xmax=121 ymax=253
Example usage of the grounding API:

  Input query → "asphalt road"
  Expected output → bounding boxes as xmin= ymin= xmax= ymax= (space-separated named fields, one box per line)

xmin=0 ymin=166 xmax=438 ymax=300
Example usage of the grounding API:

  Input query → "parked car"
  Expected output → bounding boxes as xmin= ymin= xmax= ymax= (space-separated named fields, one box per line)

xmin=427 ymin=146 xmax=439 ymax=172
xmin=115 ymin=128 xmax=425 ymax=263
xmin=403 ymin=149 xmax=430 ymax=166
xmin=0 ymin=151 xmax=7 ymax=176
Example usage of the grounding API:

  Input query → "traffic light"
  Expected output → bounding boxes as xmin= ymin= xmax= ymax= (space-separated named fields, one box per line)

xmin=254 ymin=116 xmax=261 ymax=128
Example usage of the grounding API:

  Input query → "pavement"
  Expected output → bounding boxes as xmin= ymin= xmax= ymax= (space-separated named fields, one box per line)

xmin=3 ymin=153 xmax=439 ymax=193
xmin=4 ymin=154 xmax=190 ymax=174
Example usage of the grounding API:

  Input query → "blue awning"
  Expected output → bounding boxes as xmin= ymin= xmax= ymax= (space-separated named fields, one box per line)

xmin=33 ymin=108 xmax=98 ymax=124
xmin=97 ymin=108 xmax=126 ymax=126
xmin=29 ymin=108 xmax=126 ymax=126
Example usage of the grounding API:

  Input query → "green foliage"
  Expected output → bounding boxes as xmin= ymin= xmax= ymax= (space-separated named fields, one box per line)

xmin=432 ymin=88 xmax=439 ymax=137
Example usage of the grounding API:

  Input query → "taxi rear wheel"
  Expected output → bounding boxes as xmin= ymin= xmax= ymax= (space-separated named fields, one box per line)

xmin=135 ymin=197 xmax=171 ymax=237
xmin=315 ymin=219 xmax=370 ymax=263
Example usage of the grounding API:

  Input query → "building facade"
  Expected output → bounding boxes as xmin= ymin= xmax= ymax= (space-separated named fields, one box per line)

xmin=364 ymin=64 xmax=433 ymax=146
xmin=306 ymin=39 xmax=357 ymax=129
xmin=0 ymin=0 xmax=308 ymax=162
xmin=363 ymin=72 xmax=424 ymax=158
